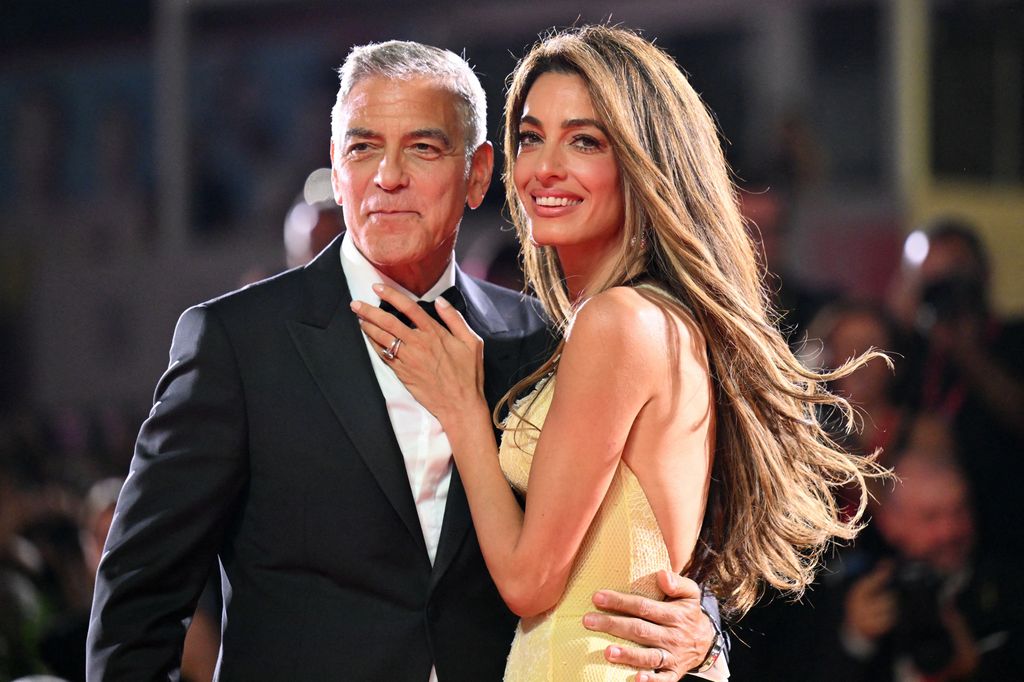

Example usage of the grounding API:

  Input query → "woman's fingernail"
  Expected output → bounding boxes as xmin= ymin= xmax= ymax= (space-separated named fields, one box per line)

xmin=593 ymin=591 xmax=607 ymax=606
xmin=372 ymin=283 xmax=384 ymax=293
xmin=583 ymin=614 xmax=597 ymax=628
xmin=435 ymin=296 xmax=451 ymax=308
xmin=350 ymin=301 xmax=361 ymax=312
xmin=608 ymin=646 xmax=620 ymax=660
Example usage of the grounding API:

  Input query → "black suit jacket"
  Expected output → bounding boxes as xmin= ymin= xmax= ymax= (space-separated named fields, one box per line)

xmin=86 ymin=236 xmax=552 ymax=681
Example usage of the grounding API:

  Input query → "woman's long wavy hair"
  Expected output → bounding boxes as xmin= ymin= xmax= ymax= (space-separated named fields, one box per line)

xmin=498 ymin=25 xmax=887 ymax=618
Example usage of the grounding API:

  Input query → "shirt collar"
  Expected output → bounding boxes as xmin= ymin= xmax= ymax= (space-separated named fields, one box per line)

xmin=340 ymin=231 xmax=457 ymax=305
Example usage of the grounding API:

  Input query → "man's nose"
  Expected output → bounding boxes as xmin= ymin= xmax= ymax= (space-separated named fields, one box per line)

xmin=931 ymin=515 xmax=965 ymax=546
xmin=375 ymin=150 xmax=409 ymax=191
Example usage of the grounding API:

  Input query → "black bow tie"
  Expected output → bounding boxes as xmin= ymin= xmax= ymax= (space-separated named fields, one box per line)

xmin=378 ymin=285 xmax=468 ymax=329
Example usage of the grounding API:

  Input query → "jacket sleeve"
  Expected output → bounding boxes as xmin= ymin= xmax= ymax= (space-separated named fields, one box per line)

xmin=86 ymin=304 xmax=248 ymax=681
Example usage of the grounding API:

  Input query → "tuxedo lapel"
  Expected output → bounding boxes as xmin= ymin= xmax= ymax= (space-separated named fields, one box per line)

xmin=431 ymin=270 xmax=519 ymax=586
xmin=286 ymin=238 xmax=428 ymax=562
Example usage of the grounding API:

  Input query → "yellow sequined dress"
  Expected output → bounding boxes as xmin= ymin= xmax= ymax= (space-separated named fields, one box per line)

xmin=499 ymin=374 xmax=672 ymax=681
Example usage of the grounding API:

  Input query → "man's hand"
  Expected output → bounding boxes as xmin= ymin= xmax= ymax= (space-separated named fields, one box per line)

xmin=843 ymin=561 xmax=896 ymax=641
xmin=938 ymin=605 xmax=980 ymax=680
xmin=583 ymin=571 xmax=716 ymax=681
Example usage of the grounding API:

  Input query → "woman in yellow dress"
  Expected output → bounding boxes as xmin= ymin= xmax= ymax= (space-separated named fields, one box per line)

xmin=354 ymin=25 xmax=882 ymax=681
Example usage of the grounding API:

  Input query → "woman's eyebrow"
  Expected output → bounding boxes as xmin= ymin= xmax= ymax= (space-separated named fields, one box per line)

xmin=519 ymin=114 xmax=606 ymax=133
xmin=562 ymin=117 xmax=606 ymax=132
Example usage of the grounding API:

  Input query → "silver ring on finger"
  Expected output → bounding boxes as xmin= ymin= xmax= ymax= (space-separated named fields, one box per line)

xmin=381 ymin=337 xmax=402 ymax=361
xmin=654 ymin=647 xmax=667 ymax=671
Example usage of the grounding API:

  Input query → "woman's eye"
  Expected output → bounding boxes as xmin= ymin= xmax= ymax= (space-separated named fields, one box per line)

xmin=570 ymin=134 xmax=602 ymax=151
xmin=518 ymin=130 xmax=542 ymax=147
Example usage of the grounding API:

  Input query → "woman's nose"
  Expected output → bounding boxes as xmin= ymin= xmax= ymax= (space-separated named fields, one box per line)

xmin=534 ymin=143 xmax=567 ymax=183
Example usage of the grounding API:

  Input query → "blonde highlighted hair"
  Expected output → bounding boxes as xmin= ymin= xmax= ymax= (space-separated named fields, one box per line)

xmin=499 ymin=25 xmax=886 ymax=617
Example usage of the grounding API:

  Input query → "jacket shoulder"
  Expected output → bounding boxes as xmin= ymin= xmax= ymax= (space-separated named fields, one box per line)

xmin=200 ymin=266 xmax=306 ymax=314
xmin=466 ymin=276 xmax=549 ymax=336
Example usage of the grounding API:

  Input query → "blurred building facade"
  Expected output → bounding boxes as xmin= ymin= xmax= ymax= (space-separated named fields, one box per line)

xmin=1 ymin=0 xmax=1021 ymax=413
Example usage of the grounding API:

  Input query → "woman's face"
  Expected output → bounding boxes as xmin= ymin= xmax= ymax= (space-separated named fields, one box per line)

xmin=513 ymin=72 xmax=624 ymax=256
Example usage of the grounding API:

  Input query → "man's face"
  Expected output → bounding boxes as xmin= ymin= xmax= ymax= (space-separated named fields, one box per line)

xmin=879 ymin=467 xmax=975 ymax=574
xmin=330 ymin=76 xmax=492 ymax=292
xmin=919 ymin=237 xmax=982 ymax=287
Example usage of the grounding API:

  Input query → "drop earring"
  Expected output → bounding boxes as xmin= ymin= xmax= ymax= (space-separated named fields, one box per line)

xmin=630 ymin=230 xmax=648 ymax=251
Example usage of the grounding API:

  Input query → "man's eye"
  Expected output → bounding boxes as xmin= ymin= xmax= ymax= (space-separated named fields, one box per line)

xmin=411 ymin=143 xmax=442 ymax=156
xmin=346 ymin=142 xmax=373 ymax=155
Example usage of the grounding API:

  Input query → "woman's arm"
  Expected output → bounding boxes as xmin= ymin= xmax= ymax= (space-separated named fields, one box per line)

xmin=354 ymin=285 xmax=662 ymax=617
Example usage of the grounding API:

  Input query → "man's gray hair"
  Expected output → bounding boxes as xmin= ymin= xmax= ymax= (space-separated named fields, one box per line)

xmin=331 ymin=41 xmax=487 ymax=160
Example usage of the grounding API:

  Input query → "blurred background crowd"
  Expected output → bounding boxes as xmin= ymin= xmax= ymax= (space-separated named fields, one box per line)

xmin=1 ymin=1 xmax=1022 ymax=680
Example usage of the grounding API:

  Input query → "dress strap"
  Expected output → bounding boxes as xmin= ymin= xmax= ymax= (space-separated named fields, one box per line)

xmin=632 ymin=281 xmax=694 ymax=316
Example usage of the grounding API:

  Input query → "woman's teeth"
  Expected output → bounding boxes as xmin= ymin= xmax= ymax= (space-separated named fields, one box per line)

xmin=535 ymin=196 xmax=582 ymax=207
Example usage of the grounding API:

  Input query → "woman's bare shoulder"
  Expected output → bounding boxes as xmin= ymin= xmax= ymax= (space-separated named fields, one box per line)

xmin=564 ymin=286 xmax=703 ymax=374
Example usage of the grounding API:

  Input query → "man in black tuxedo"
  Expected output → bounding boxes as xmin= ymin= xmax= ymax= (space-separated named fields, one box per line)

xmin=87 ymin=41 xmax=725 ymax=681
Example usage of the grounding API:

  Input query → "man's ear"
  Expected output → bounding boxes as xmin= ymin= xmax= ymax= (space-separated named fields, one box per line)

xmin=466 ymin=141 xmax=494 ymax=210
xmin=329 ymin=141 xmax=343 ymax=206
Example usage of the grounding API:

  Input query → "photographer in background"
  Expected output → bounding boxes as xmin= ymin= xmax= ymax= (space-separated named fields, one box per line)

xmin=821 ymin=448 xmax=1022 ymax=681
xmin=888 ymin=218 xmax=1024 ymax=560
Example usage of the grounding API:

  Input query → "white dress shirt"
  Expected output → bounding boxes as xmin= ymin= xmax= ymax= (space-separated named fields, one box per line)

xmin=340 ymin=231 xmax=456 ymax=566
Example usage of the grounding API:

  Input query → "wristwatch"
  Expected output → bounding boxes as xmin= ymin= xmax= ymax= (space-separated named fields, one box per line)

xmin=689 ymin=604 xmax=725 ymax=674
